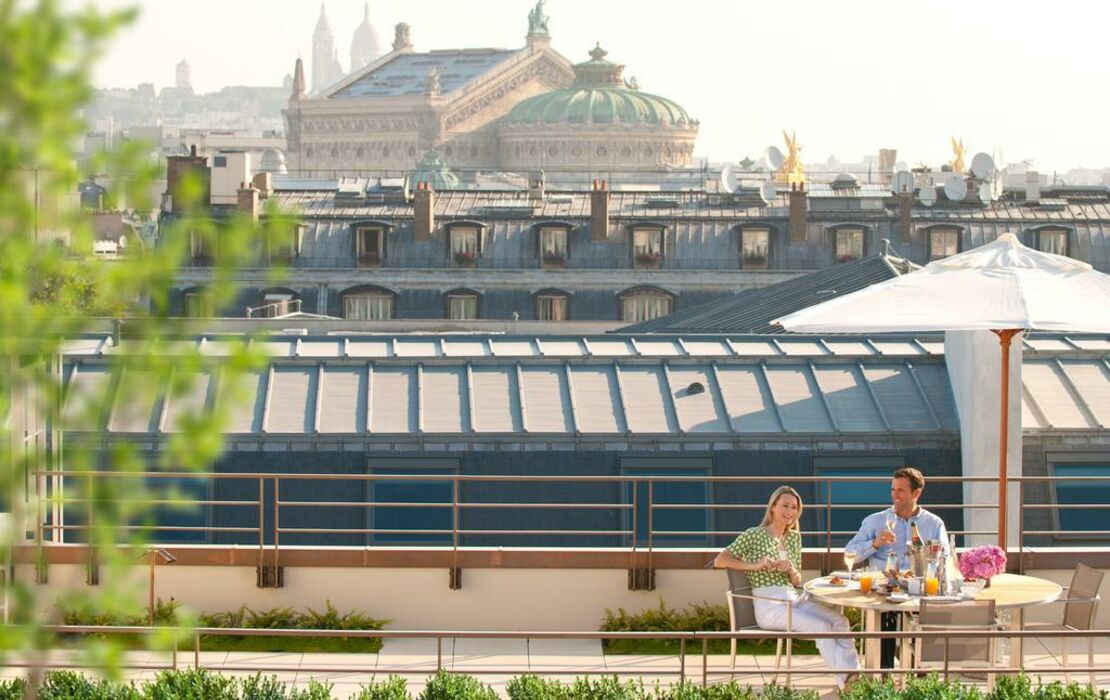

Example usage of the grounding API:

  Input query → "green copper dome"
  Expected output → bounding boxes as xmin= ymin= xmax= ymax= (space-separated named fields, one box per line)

xmin=506 ymin=45 xmax=693 ymax=127
xmin=410 ymin=150 xmax=459 ymax=190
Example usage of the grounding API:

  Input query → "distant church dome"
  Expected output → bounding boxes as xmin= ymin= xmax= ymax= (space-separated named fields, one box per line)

xmin=260 ymin=148 xmax=288 ymax=175
xmin=350 ymin=2 xmax=383 ymax=71
xmin=506 ymin=45 xmax=692 ymax=127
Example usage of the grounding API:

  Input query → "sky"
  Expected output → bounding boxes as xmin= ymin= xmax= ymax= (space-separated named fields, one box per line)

xmin=86 ymin=0 xmax=1110 ymax=173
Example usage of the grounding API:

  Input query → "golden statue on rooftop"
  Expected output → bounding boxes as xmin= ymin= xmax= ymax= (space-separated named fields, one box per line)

xmin=778 ymin=130 xmax=805 ymax=185
xmin=950 ymin=137 xmax=967 ymax=174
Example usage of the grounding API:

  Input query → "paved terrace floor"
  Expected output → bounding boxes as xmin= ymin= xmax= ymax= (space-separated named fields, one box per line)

xmin=2 ymin=637 xmax=1109 ymax=699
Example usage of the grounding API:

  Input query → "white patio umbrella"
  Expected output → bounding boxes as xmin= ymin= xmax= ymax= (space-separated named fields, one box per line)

xmin=774 ymin=233 xmax=1110 ymax=547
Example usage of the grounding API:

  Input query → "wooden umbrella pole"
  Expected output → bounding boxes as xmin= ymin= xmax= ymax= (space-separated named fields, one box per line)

xmin=994 ymin=329 xmax=1022 ymax=552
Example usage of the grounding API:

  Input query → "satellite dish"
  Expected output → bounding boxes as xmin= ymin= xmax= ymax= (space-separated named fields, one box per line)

xmin=117 ymin=235 xmax=128 ymax=249
xmin=978 ymin=182 xmax=995 ymax=204
xmin=759 ymin=181 xmax=777 ymax=204
xmin=992 ymin=147 xmax=1007 ymax=171
xmin=944 ymin=178 xmax=968 ymax=202
xmin=720 ymin=166 xmax=738 ymax=194
xmin=892 ymin=171 xmax=914 ymax=194
xmin=991 ymin=176 xmax=1005 ymax=200
xmin=764 ymin=146 xmax=785 ymax=170
xmin=970 ymin=152 xmax=996 ymax=179
xmin=919 ymin=185 xmax=937 ymax=207
xmin=894 ymin=161 xmax=909 ymax=172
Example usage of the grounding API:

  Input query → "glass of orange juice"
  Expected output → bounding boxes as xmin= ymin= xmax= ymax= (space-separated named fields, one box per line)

xmin=860 ymin=574 xmax=873 ymax=594
xmin=925 ymin=576 xmax=939 ymax=596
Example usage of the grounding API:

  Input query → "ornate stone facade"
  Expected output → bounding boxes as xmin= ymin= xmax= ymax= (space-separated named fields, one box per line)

xmin=284 ymin=8 xmax=698 ymax=177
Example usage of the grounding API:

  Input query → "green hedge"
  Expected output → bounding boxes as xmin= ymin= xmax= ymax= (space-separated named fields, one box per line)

xmin=55 ymin=599 xmax=389 ymax=654
xmin=599 ymin=600 xmax=817 ymax=656
xmin=0 ymin=672 xmax=1103 ymax=700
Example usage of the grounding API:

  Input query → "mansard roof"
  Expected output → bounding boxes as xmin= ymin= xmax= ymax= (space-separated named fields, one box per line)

xmin=329 ymin=48 xmax=523 ymax=98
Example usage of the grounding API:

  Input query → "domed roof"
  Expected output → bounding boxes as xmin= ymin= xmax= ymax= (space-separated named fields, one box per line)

xmin=350 ymin=3 xmax=383 ymax=70
xmin=410 ymin=150 xmax=459 ymax=190
xmin=506 ymin=45 xmax=693 ymax=127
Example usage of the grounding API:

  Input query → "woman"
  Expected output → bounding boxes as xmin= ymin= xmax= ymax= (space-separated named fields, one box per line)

xmin=714 ymin=486 xmax=860 ymax=689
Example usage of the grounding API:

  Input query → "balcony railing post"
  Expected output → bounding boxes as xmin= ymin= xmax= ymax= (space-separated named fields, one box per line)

xmin=273 ymin=476 xmax=280 ymax=583
xmin=679 ymin=637 xmax=686 ymax=681
xmin=825 ymin=477 xmax=833 ymax=574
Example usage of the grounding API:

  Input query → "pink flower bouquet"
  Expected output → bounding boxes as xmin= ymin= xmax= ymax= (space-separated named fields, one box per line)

xmin=958 ymin=545 xmax=1007 ymax=581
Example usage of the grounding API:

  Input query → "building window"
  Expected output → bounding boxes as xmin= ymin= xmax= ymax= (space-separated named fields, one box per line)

xmin=1037 ymin=229 xmax=1069 ymax=256
xmin=834 ymin=228 xmax=865 ymax=263
xmin=536 ymin=292 xmax=569 ymax=321
xmin=929 ymin=228 xmax=960 ymax=261
xmin=539 ymin=227 xmax=568 ymax=268
xmin=368 ymin=460 xmax=456 ymax=546
xmin=621 ymin=458 xmax=711 ymax=547
xmin=189 ymin=230 xmax=213 ymax=267
xmin=632 ymin=227 xmax=664 ymax=269
xmin=266 ymin=225 xmax=303 ymax=266
xmin=446 ymin=292 xmax=479 ymax=320
xmin=620 ymin=288 xmax=673 ymax=322
xmin=449 ymin=226 xmax=480 ymax=267
xmin=741 ymin=228 xmax=770 ymax=270
xmin=355 ymin=226 xmax=385 ymax=267
xmin=1051 ymin=460 xmax=1110 ymax=541
xmin=183 ymin=289 xmax=214 ymax=318
xmin=343 ymin=291 xmax=393 ymax=320
xmin=814 ymin=458 xmax=905 ymax=548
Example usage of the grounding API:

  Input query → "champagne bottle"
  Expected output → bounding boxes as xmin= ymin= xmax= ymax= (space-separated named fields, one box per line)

xmin=910 ymin=520 xmax=924 ymax=548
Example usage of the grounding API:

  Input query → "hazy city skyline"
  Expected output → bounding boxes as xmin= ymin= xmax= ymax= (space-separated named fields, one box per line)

xmin=87 ymin=0 xmax=1109 ymax=173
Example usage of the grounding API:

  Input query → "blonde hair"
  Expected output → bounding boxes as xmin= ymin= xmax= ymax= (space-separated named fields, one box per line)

xmin=761 ymin=485 xmax=803 ymax=534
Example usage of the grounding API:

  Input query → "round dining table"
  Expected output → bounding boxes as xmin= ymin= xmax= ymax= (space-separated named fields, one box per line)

xmin=804 ymin=572 xmax=1062 ymax=671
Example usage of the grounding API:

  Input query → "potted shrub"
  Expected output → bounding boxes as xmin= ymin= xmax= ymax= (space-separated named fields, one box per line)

xmin=635 ymin=251 xmax=662 ymax=268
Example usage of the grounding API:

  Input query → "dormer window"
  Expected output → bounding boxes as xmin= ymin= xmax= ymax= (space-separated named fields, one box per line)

xmin=446 ymin=291 xmax=479 ymax=320
xmin=355 ymin=226 xmax=385 ymax=268
xmin=183 ymin=288 xmax=214 ymax=318
xmin=833 ymin=227 xmax=865 ymax=263
xmin=632 ymin=227 xmax=664 ymax=269
xmin=620 ymin=287 xmax=673 ymax=322
xmin=1037 ymin=228 xmax=1069 ymax=256
xmin=740 ymin=228 xmax=770 ymax=270
xmin=189 ymin=230 xmax=213 ymax=267
xmin=343 ymin=286 xmax=394 ymax=320
xmin=266 ymin=224 xmax=303 ymax=266
xmin=928 ymin=227 xmax=960 ymax=261
xmin=539 ymin=227 xmax=568 ymax=268
xmin=449 ymin=226 xmax=481 ymax=268
xmin=535 ymin=290 xmax=569 ymax=321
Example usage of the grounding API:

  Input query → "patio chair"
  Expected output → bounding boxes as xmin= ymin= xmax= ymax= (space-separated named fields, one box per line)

xmin=1022 ymin=563 xmax=1104 ymax=690
xmin=725 ymin=569 xmax=790 ymax=682
xmin=914 ymin=599 xmax=999 ymax=689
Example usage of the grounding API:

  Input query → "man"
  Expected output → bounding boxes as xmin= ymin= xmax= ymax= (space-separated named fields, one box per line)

xmin=844 ymin=467 xmax=949 ymax=669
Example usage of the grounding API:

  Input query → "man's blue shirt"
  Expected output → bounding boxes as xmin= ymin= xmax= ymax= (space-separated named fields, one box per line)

xmin=844 ymin=506 xmax=948 ymax=570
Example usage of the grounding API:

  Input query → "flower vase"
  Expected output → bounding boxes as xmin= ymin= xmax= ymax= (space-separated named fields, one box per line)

xmin=981 ymin=578 xmax=991 ymax=589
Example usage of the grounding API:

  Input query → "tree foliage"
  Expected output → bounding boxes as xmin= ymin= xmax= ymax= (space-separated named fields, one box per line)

xmin=0 ymin=0 xmax=294 ymax=689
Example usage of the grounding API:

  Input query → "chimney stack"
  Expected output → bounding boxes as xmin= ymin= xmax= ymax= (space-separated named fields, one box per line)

xmin=166 ymin=149 xmax=210 ymax=214
xmin=788 ymin=182 xmax=807 ymax=243
xmin=413 ymin=181 xmax=435 ymax=241
xmin=878 ymin=148 xmax=897 ymax=187
xmin=589 ymin=179 xmax=610 ymax=242
xmin=237 ymin=181 xmax=260 ymax=220
xmin=252 ymin=172 xmax=273 ymax=199
xmin=1025 ymin=171 xmax=1040 ymax=205
xmin=899 ymin=192 xmax=914 ymax=244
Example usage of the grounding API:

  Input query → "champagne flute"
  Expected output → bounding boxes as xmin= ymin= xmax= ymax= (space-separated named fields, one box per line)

xmin=843 ymin=550 xmax=857 ymax=577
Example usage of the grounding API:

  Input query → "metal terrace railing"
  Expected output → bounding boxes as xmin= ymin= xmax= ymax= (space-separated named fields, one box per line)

xmin=9 ymin=625 xmax=1110 ymax=687
xmin=244 ymin=298 xmax=302 ymax=318
xmin=28 ymin=473 xmax=1110 ymax=569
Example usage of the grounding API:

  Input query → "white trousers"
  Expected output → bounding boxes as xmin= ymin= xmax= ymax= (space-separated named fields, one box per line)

xmin=752 ymin=586 xmax=860 ymax=687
